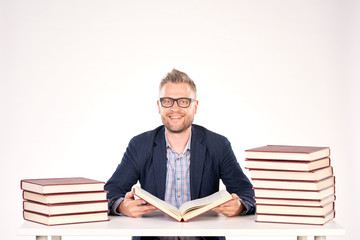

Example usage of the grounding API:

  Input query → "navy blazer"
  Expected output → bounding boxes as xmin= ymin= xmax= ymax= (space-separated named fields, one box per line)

xmin=105 ymin=124 xmax=255 ymax=216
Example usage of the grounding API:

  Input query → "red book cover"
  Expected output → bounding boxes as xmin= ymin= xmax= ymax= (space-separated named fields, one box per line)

xmin=253 ymin=185 xmax=335 ymax=200
xmin=255 ymin=210 xmax=335 ymax=225
xmin=23 ymin=210 xmax=109 ymax=226
xmin=21 ymin=177 xmax=105 ymax=194
xmin=22 ymin=190 xmax=108 ymax=204
xmin=23 ymin=200 xmax=109 ymax=215
xmin=245 ymin=145 xmax=330 ymax=161
xmin=251 ymin=176 xmax=335 ymax=191
xmin=248 ymin=166 xmax=333 ymax=181
xmin=253 ymin=184 xmax=335 ymax=192
xmin=253 ymin=194 xmax=336 ymax=207
xmin=245 ymin=157 xmax=330 ymax=171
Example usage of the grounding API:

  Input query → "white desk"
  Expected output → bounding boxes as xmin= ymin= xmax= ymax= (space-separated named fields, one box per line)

xmin=17 ymin=211 xmax=345 ymax=240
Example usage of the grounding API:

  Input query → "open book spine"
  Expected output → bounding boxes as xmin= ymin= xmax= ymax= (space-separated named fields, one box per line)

xmin=133 ymin=191 xmax=182 ymax=222
xmin=133 ymin=187 xmax=233 ymax=222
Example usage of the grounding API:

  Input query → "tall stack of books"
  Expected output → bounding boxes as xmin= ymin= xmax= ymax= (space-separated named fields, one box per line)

xmin=21 ymin=177 xmax=109 ymax=225
xmin=245 ymin=145 xmax=335 ymax=225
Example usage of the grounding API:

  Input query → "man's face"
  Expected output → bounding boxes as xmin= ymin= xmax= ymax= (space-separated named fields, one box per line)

xmin=157 ymin=82 xmax=198 ymax=134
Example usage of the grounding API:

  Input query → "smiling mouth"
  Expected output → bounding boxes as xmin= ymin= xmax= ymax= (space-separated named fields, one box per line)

xmin=169 ymin=116 xmax=183 ymax=119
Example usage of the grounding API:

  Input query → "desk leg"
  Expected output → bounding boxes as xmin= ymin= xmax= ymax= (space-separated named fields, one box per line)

xmin=314 ymin=236 xmax=326 ymax=240
xmin=297 ymin=236 xmax=307 ymax=240
xmin=35 ymin=236 xmax=61 ymax=240
xmin=36 ymin=236 xmax=47 ymax=240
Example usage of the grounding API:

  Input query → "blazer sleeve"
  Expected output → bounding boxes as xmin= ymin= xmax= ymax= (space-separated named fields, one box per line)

xmin=104 ymin=137 xmax=141 ymax=215
xmin=219 ymin=137 xmax=256 ymax=215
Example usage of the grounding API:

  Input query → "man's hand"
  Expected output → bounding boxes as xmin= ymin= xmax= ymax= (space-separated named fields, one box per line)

xmin=118 ymin=190 xmax=157 ymax=218
xmin=211 ymin=193 xmax=244 ymax=217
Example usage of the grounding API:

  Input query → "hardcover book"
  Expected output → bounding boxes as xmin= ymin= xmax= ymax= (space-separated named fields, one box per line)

xmin=23 ymin=190 xmax=108 ymax=204
xmin=256 ymin=210 xmax=335 ymax=225
xmin=254 ymin=195 xmax=336 ymax=207
xmin=251 ymin=176 xmax=335 ymax=191
xmin=23 ymin=210 xmax=109 ymax=226
xmin=248 ymin=166 xmax=333 ymax=181
xmin=245 ymin=157 xmax=330 ymax=171
xmin=21 ymin=177 xmax=105 ymax=194
xmin=245 ymin=145 xmax=330 ymax=161
xmin=23 ymin=200 xmax=109 ymax=215
xmin=133 ymin=186 xmax=233 ymax=222
xmin=256 ymin=202 xmax=334 ymax=216
xmin=253 ymin=185 xmax=335 ymax=200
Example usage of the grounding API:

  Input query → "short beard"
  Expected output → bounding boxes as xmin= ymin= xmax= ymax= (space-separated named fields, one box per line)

xmin=165 ymin=123 xmax=192 ymax=134
xmin=162 ymin=116 xmax=193 ymax=134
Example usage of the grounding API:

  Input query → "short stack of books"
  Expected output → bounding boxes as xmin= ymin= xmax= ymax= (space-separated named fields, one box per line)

xmin=245 ymin=145 xmax=335 ymax=225
xmin=21 ymin=177 xmax=109 ymax=225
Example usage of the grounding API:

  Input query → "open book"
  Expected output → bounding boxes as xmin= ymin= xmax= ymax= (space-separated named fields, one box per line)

xmin=133 ymin=186 xmax=233 ymax=222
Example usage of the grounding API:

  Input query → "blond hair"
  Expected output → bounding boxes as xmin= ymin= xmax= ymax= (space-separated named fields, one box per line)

xmin=159 ymin=69 xmax=197 ymax=97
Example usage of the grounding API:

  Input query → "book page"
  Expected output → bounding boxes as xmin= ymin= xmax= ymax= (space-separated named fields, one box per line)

xmin=133 ymin=186 xmax=180 ymax=216
xmin=179 ymin=189 xmax=231 ymax=215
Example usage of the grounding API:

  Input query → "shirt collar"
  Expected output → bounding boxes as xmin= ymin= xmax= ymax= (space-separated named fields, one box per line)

xmin=164 ymin=130 xmax=192 ymax=154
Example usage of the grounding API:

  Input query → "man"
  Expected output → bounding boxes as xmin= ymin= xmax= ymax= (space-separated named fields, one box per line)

xmin=105 ymin=69 xmax=255 ymax=239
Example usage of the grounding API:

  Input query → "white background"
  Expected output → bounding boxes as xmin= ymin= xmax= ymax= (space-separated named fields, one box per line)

xmin=1 ymin=0 xmax=359 ymax=240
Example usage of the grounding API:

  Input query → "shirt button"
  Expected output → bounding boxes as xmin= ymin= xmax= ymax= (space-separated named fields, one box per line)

xmin=177 ymin=178 xmax=180 ymax=181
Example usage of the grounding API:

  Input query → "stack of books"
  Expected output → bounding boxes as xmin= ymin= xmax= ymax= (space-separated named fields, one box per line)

xmin=245 ymin=145 xmax=335 ymax=225
xmin=21 ymin=177 xmax=109 ymax=225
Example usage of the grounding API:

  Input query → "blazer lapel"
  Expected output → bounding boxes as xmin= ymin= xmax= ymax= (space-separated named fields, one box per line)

xmin=153 ymin=127 xmax=167 ymax=199
xmin=190 ymin=127 xmax=206 ymax=200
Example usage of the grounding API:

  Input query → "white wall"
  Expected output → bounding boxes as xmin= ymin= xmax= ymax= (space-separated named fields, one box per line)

xmin=1 ymin=0 xmax=359 ymax=239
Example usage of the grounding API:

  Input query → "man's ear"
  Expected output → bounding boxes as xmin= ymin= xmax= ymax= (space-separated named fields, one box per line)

xmin=157 ymin=100 xmax=161 ymax=114
xmin=194 ymin=100 xmax=198 ymax=114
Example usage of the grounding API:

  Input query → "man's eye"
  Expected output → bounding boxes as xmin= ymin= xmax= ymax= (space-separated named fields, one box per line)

xmin=162 ymin=99 xmax=172 ymax=105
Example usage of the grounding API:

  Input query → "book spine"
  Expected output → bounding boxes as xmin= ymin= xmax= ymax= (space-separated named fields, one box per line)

xmin=255 ymin=201 xmax=334 ymax=208
xmin=23 ymin=199 xmax=109 ymax=206
xmin=254 ymin=219 xmax=332 ymax=226
xmin=253 ymin=184 xmax=334 ymax=192
xmin=23 ymin=209 xmax=109 ymax=217
xmin=256 ymin=209 xmax=334 ymax=218
xmin=23 ymin=190 xmax=108 ymax=196
xmin=253 ymin=194 xmax=335 ymax=202
xmin=23 ymin=211 xmax=110 ymax=226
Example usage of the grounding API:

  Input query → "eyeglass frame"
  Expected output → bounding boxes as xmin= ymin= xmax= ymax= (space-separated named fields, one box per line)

xmin=159 ymin=97 xmax=197 ymax=108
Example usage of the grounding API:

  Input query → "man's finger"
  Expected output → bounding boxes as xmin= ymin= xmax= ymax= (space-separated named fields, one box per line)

xmin=132 ymin=198 xmax=148 ymax=206
xmin=131 ymin=204 xmax=157 ymax=217
xmin=231 ymin=193 xmax=239 ymax=200
xmin=124 ymin=191 xmax=135 ymax=200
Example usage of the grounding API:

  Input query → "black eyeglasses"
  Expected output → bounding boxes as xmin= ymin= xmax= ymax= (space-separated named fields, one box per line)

xmin=159 ymin=97 xmax=197 ymax=108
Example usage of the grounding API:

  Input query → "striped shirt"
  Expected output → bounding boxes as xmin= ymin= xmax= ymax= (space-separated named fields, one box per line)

xmin=163 ymin=132 xmax=199 ymax=240
xmin=164 ymin=133 xmax=192 ymax=208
